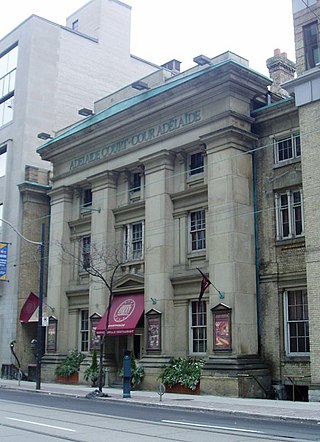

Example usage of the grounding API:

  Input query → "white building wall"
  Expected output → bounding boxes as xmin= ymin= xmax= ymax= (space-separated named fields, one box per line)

xmin=0 ymin=0 xmax=160 ymax=368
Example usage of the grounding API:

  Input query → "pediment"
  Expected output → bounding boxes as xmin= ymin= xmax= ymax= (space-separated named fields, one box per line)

xmin=113 ymin=273 xmax=144 ymax=293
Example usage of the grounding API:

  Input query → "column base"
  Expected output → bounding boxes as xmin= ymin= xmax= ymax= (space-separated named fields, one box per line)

xmin=202 ymin=355 xmax=271 ymax=398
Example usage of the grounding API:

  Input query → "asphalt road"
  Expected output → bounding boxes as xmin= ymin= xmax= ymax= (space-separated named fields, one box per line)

xmin=0 ymin=390 xmax=319 ymax=441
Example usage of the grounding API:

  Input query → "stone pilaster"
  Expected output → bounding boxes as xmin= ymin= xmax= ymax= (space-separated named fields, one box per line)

xmin=46 ymin=186 xmax=73 ymax=353
xmin=206 ymin=129 xmax=258 ymax=356
xmin=88 ymin=171 xmax=118 ymax=313
xmin=142 ymin=150 xmax=175 ymax=355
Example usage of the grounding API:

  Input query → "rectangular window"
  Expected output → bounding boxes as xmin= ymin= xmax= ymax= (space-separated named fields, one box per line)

xmin=189 ymin=152 xmax=204 ymax=175
xmin=303 ymin=21 xmax=319 ymax=70
xmin=275 ymin=189 xmax=304 ymax=240
xmin=81 ymin=188 xmax=92 ymax=211
xmin=190 ymin=301 xmax=207 ymax=353
xmin=0 ymin=146 xmax=7 ymax=177
xmin=274 ymin=133 xmax=301 ymax=163
xmin=124 ymin=222 xmax=144 ymax=261
xmin=284 ymin=289 xmax=309 ymax=355
xmin=81 ymin=236 xmax=91 ymax=270
xmin=80 ymin=310 xmax=89 ymax=352
xmin=190 ymin=210 xmax=206 ymax=251
xmin=0 ymin=45 xmax=18 ymax=128
xmin=130 ymin=172 xmax=141 ymax=193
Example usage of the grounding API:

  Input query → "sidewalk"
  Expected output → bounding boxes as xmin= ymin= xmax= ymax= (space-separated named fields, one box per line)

xmin=1 ymin=378 xmax=320 ymax=423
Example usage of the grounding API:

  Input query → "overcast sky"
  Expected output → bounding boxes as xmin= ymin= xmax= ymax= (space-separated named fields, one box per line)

xmin=0 ymin=0 xmax=295 ymax=76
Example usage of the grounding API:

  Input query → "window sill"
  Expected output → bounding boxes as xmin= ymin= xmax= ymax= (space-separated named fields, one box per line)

xmin=273 ymin=157 xmax=301 ymax=168
xmin=187 ymin=174 xmax=204 ymax=187
xmin=282 ymin=355 xmax=310 ymax=362
xmin=275 ymin=237 xmax=305 ymax=248
xmin=187 ymin=251 xmax=206 ymax=266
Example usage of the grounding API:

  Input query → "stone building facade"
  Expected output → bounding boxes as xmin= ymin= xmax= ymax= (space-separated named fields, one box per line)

xmin=8 ymin=0 xmax=319 ymax=401
xmin=38 ymin=51 xmax=289 ymax=398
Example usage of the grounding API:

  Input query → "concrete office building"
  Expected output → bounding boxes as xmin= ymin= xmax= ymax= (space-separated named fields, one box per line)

xmin=0 ymin=0 xmax=162 ymax=374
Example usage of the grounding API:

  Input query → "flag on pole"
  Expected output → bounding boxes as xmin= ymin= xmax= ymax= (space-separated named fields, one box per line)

xmin=19 ymin=292 xmax=39 ymax=323
xmin=197 ymin=268 xmax=212 ymax=303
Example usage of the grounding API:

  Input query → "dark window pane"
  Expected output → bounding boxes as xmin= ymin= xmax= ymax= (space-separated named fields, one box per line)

xmin=190 ymin=152 xmax=204 ymax=175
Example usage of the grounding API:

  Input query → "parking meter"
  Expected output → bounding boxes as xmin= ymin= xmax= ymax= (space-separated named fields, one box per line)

xmin=123 ymin=350 xmax=131 ymax=398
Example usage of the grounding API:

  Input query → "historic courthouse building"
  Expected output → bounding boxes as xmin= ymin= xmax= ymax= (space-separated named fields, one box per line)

xmin=37 ymin=49 xmax=296 ymax=398
xmin=33 ymin=0 xmax=320 ymax=400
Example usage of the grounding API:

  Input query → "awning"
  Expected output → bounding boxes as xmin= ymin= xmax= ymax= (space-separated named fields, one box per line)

xmin=95 ymin=293 xmax=144 ymax=336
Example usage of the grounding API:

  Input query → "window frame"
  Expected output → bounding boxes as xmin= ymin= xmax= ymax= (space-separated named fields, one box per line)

xmin=124 ymin=221 xmax=144 ymax=261
xmin=303 ymin=21 xmax=319 ymax=70
xmin=274 ymin=133 xmax=301 ymax=164
xmin=130 ymin=172 xmax=141 ymax=193
xmin=81 ymin=188 xmax=92 ymax=212
xmin=283 ymin=289 xmax=309 ymax=356
xmin=189 ymin=209 xmax=206 ymax=251
xmin=189 ymin=300 xmax=207 ymax=355
xmin=79 ymin=309 xmax=89 ymax=352
xmin=189 ymin=151 xmax=204 ymax=176
xmin=275 ymin=189 xmax=304 ymax=240
xmin=81 ymin=236 xmax=91 ymax=270
xmin=0 ymin=44 xmax=18 ymax=128
xmin=0 ymin=146 xmax=7 ymax=177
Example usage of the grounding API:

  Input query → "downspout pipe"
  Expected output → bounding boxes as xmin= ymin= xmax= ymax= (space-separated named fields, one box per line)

xmin=251 ymin=146 xmax=261 ymax=356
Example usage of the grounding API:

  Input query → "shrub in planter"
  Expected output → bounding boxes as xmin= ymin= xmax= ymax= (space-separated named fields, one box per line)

xmin=84 ymin=348 xmax=102 ymax=387
xmin=55 ymin=349 xmax=85 ymax=381
xmin=159 ymin=357 xmax=204 ymax=391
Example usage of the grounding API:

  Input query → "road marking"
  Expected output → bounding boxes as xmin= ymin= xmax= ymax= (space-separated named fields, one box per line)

xmin=162 ymin=420 xmax=262 ymax=433
xmin=6 ymin=417 xmax=76 ymax=432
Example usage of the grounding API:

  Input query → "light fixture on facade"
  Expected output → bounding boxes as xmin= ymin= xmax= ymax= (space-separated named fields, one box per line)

xmin=131 ymin=80 xmax=149 ymax=91
xmin=78 ymin=107 xmax=94 ymax=116
xmin=193 ymin=55 xmax=212 ymax=66
xmin=37 ymin=132 xmax=52 ymax=140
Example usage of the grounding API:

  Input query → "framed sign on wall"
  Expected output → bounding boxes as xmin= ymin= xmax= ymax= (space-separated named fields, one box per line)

xmin=146 ymin=309 xmax=162 ymax=352
xmin=211 ymin=303 xmax=232 ymax=351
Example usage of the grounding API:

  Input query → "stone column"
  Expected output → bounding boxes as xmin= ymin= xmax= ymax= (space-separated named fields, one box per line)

xmin=88 ymin=171 xmax=117 ymax=314
xmin=46 ymin=186 xmax=73 ymax=353
xmin=143 ymin=150 xmax=175 ymax=355
xmin=206 ymin=130 xmax=258 ymax=356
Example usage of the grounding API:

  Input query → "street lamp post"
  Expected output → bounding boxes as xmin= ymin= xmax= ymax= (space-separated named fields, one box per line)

xmin=0 ymin=218 xmax=45 ymax=390
xmin=36 ymin=223 xmax=45 ymax=390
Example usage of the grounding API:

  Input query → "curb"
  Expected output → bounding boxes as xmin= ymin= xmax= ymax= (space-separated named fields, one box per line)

xmin=2 ymin=384 xmax=320 ymax=425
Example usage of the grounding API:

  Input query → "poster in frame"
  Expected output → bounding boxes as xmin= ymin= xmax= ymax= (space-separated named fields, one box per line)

xmin=146 ymin=309 xmax=161 ymax=352
xmin=47 ymin=316 xmax=57 ymax=352
xmin=212 ymin=303 xmax=232 ymax=351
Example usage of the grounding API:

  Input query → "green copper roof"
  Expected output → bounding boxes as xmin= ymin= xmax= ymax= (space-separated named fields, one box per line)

xmin=37 ymin=59 xmax=271 ymax=152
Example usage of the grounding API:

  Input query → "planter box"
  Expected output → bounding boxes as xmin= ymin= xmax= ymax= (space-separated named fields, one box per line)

xmin=165 ymin=383 xmax=200 ymax=395
xmin=55 ymin=372 xmax=79 ymax=384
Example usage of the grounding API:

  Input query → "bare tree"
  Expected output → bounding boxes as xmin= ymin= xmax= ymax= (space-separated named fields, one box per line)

xmin=58 ymin=238 xmax=125 ymax=392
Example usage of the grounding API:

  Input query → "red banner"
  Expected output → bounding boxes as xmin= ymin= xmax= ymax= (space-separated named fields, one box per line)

xmin=19 ymin=292 xmax=39 ymax=323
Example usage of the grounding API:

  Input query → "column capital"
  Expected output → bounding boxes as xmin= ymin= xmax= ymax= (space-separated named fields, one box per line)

xmin=48 ymin=186 xmax=73 ymax=205
xmin=141 ymin=150 xmax=175 ymax=175
xmin=202 ymin=127 xmax=257 ymax=154
xmin=89 ymin=170 xmax=118 ymax=192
